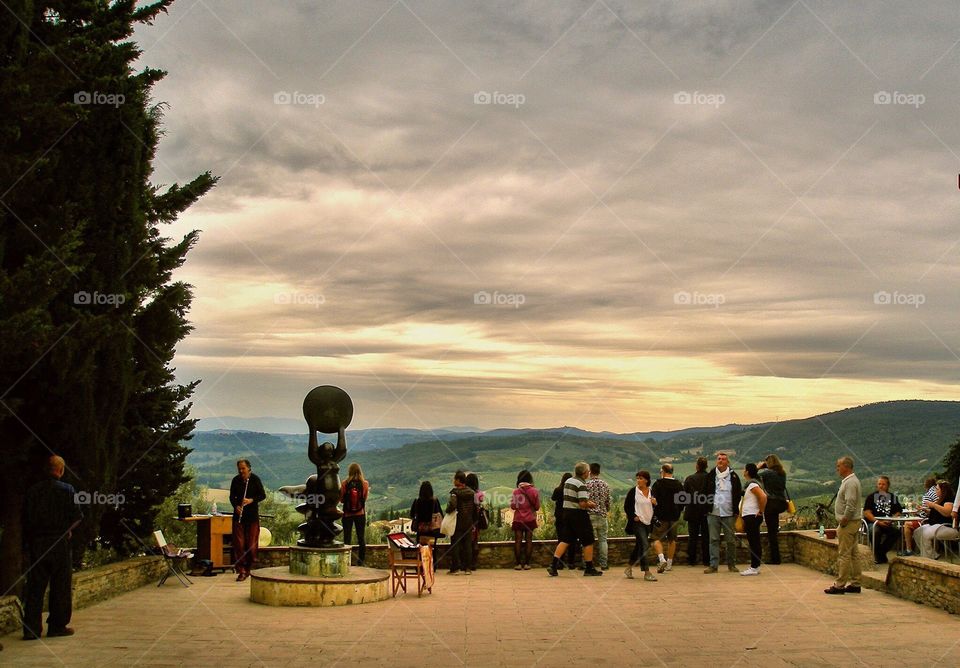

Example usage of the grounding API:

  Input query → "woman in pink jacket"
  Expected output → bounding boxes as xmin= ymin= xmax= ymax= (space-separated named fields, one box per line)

xmin=510 ymin=470 xmax=541 ymax=570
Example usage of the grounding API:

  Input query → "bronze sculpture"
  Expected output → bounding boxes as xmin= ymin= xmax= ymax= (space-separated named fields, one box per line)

xmin=280 ymin=385 xmax=354 ymax=547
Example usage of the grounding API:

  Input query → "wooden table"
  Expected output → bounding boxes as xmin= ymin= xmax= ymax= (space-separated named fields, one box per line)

xmin=178 ymin=515 xmax=234 ymax=570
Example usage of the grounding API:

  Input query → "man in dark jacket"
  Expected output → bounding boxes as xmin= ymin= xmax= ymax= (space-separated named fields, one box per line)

xmin=230 ymin=459 xmax=267 ymax=581
xmin=22 ymin=455 xmax=83 ymax=639
xmin=446 ymin=470 xmax=476 ymax=575
xmin=703 ymin=452 xmax=742 ymax=573
xmin=683 ymin=456 xmax=711 ymax=566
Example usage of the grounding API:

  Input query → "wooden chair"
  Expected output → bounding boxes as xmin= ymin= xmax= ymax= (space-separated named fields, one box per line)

xmin=387 ymin=533 xmax=432 ymax=597
xmin=154 ymin=530 xmax=194 ymax=587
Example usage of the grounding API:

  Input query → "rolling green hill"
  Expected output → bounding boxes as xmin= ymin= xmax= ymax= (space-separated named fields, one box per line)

xmin=186 ymin=400 xmax=960 ymax=513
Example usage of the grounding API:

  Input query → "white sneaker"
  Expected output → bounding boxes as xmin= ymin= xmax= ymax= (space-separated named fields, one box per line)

xmin=664 ymin=563 xmax=673 ymax=572
xmin=740 ymin=567 xmax=760 ymax=576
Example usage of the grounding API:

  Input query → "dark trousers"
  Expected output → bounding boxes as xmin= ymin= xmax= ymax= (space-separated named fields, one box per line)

xmin=342 ymin=514 xmax=366 ymax=565
xmin=233 ymin=521 xmax=259 ymax=575
xmin=744 ymin=514 xmax=763 ymax=568
xmin=23 ymin=541 xmax=72 ymax=637
xmin=763 ymin=498 xmax=787 ymax=563
xmin=871 ymin=522 xmax=899 ymax=562
xmin=629 ymin=523 xmax=652 ymax=570
xmin=450 ymin=528 xmax=474 ymax=571
xmin=686 ymin=514 xmax=710 ymax=565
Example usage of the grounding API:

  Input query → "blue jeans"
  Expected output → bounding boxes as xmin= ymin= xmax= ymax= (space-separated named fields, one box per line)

xmin=708 ymin=514 xmax=737 ymax=568
xmin=589 ymin=514 xmax=609 ymax=568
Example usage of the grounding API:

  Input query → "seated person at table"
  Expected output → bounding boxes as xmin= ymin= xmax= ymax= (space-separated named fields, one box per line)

xmin=863 ymin=475 xmax=903 ymax=564
xmin=901 ymin=476 xmax=937 ymax=556
xmin=914 ymin=480 xmax=957 ymax=560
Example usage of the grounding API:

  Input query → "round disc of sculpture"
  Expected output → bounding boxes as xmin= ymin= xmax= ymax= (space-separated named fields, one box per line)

xmin=302 ymin=385 xmax=354 ymax=434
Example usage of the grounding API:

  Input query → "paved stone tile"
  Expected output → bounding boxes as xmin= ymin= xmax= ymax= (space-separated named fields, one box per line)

xmin=1 ymin=565 xmax=957 ymax=666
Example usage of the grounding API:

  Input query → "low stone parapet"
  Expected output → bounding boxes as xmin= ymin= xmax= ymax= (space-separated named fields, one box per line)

xmin=886 ymin=556 xmax=960 ymax=615
xmin=0 ymin=556 xmax=167 ymax=636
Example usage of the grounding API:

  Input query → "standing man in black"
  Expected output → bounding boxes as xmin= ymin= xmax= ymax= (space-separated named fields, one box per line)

xmin=683 ymin=456 xmax=710 ymax=567
xmin=650 ymin=463 xmax=685 ymax=573
xmin=22 ymin=455 xmax=82 ymax=640
xmin=231 ymin=459 xmax=267 ymax=582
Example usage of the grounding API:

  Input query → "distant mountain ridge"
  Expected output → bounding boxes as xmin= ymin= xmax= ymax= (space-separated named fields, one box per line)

xmin=196 ymin=417 xmax=772 ymax=445
xmin=187 ymin=400 xmax=960 ymax=510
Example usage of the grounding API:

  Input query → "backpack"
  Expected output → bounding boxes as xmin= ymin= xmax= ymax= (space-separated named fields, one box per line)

xmin=344 ymin=479 xmax=364 ymax=513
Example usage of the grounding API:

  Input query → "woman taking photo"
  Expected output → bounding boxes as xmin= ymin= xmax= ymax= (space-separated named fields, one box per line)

xmin=757 ymin=454 xmax=788 ymax=564
xmin=339 ymin=462 xmax=369 ymax=566
xmin=740 ymin=463 xmax=767 ymax=576
xmin=623 ymin=470 xmax=657 ymax=581
xmin=510 ymin=470 xmax=540 ymax=570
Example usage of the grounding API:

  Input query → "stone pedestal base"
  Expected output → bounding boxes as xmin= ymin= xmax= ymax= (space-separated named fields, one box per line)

xmin=289 ymin=545 xmax=351 ymax=577
xmin=249 ymin=566 xmax=389 ymax=606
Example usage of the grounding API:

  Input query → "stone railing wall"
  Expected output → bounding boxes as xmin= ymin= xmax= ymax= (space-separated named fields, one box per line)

xmin=302 ymin=531 xmax=792 ymax=570
xmin=0 ymin=556 xmax=167 ymax=636
xmin=885 ymin=557 xmax=960 ymax=615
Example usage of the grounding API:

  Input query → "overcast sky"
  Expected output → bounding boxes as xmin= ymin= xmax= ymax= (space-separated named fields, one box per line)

xmin=135 ymin=1 xmax=960 ymax=431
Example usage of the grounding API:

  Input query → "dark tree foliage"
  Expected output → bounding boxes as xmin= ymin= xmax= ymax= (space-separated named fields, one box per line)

xmin=0 ymin=0 xmax=214 ymax=592
xmin=942 ymin=437 xmax=960 ymax=487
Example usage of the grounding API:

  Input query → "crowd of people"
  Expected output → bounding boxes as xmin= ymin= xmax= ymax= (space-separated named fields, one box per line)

xmin=15 ymin=451 xmax=960 ymax=640
xmin=390 ymin=453 xmax=960 ymax=586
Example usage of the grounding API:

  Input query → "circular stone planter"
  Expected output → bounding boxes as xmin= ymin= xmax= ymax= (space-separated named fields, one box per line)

xmin=249 ymin=566 xmax=390 ymax=607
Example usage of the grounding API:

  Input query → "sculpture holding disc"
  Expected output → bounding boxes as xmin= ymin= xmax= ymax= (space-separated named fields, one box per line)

xmin=279 ymin=385 xmax=354 ymax=547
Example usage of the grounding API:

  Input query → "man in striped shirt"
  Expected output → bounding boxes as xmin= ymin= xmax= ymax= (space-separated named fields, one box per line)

xmin=548 ymin=462 xmax=603 ymax=577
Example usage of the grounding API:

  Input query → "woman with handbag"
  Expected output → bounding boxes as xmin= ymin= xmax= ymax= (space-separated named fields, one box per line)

xmin=740 ymin=463 xmax=767 ymax=576
xmin=410 ymin=481 xmax=443 ymax=570
xmin=757 ymin=454 xmax=789 ymax=564
xmin=510 ymin=470 xmax=541 ymax=570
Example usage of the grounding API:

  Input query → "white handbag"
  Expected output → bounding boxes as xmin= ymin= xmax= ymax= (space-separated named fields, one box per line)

xmin=440 ymin=510 xmax=457 ymax=538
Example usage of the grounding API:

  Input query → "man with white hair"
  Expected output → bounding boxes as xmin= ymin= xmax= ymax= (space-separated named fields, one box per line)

xmin=824 ymin=456 xmax=862 ymax=595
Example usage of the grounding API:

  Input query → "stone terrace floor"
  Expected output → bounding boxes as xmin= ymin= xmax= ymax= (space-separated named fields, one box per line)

xmin=1 ymin=564 xmax=957 ymax=667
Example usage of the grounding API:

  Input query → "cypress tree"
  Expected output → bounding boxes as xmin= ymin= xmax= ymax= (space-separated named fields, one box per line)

xmin=0 ymin=0 xmax=214 ymax=591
